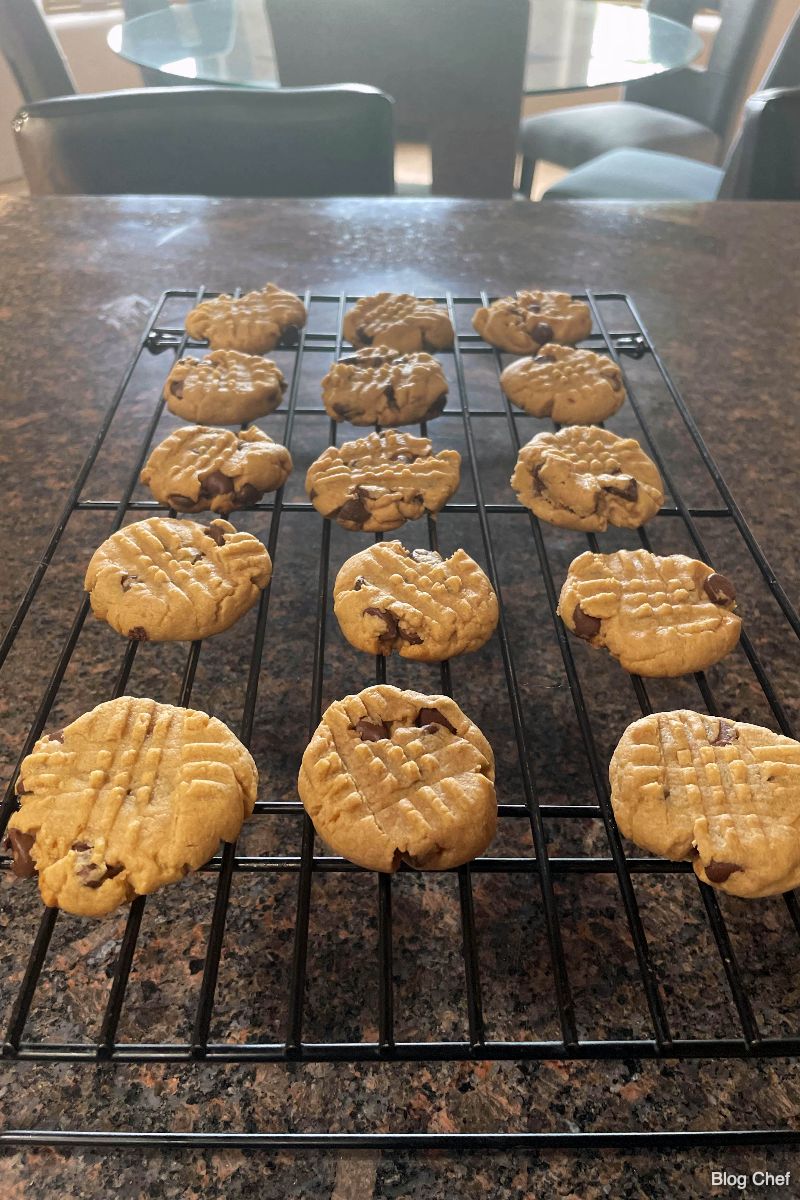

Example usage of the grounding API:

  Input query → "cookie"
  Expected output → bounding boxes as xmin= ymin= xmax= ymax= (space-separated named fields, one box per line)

xmin=321 ymin=345 xmax=448 ymax=427
xmin=500 ymin=344 xmax=625 ymax=423
xmin=334 ymin=541 xmax=498 ymax=661
xmin=610 ymin=710 xmax=800 ymax=898
xmin=306 ymin=430 xmax=461 ymax=533
xmin=558 ymin=550 xmax=741 ymax=676
xmin=185 ymin=284 xmax=307 ymax=353
xmin=343 ymin=293 xmax=454 ymax=354
xmin=511 ymin=425 xmax=663 ymax=531
xmin=85 ymin=517 xmax=272 ymax=642
xmin=472 ymin=290 xmax=592 ymax=354
xmin=140 ymin=425 xmax=293 ymax=515
xmin=164 ymin=350 xmax=286 ymax=425
xmin=5 ymin=696 xmax=257 ymax=917
xmin=298 ymin=684 xmax=496 ymax=872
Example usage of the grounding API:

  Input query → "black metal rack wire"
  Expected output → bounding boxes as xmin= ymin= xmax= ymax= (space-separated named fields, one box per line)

xmin=1 ymin=288 xmax=799 ymax=1152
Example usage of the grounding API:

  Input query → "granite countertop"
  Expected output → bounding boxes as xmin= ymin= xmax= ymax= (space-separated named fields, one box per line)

xmin=1 ymin=197 xmax=799 ymax=1198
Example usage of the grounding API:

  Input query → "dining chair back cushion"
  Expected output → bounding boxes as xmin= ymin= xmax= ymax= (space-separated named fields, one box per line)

xmin=13 ymin=85 xmax=395 ymax=197
xmin=264 ymin=0 xmax=529 ymax=198
xmin=625 ymin=0 xmax=776 ymax=142
xmin=0 ymin=0 xmax=76 ymax=103
xmin=718 ymin=84 xmax=800 ymax=199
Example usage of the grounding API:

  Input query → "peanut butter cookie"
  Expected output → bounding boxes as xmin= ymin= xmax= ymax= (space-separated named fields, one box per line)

xmin=185 ymin=284 xmax=307 ymax=353
xmin=164 ymin=350 xmax=286 ymax=425
xmin=6 ymin=696 xmax=257 ymax=917
xmin=610 ymin=710 xmax=800 ymax=898
xmin=85 ymin=517 xmax=272 ymax=641
xmin=298 ymin=684 xmax=496 ymax=872
xmin=334 ymin=541 xmax=498 ymax=660
xmin=473 ymin=290 xmax=592 ymax=354
xmin=511 ymin=425 xmax=663 ymax=531
xmin=141 ymin=425 xmax=292 ymax=515
xmin=306 ymin=430 xmax=461 ymax=532
xmin=343 ymin=293 xmax=454 ymax=354
xmin=559 ymin=549 xmax=741 ymax=676
xmin=322 ymin=345 xmax=448 ymax=427
xmin=500 ymin=344 xmax=625 ymax=423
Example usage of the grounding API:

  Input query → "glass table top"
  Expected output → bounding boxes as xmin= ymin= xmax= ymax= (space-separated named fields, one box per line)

xmin=109 ymin=0 xmax=702 ymax=96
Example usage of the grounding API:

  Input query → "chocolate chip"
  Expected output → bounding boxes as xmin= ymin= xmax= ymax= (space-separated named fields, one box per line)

xmin=14 ymin=776 xmax=29 ymax=797
xmin=356 ymin=326 xmax=373 ymax=345
xmin=364 ymin=606 xmax=398 ymax=648
xmin=71 ymin=841 xmax=91 ymax=852
xmin=711 ymin=720 xmax=737 ymax=746
xmin=532 ymin=321 xmax=553 ymax=344
xmin=423 ymin=393 xmax=447 ymax=421
xmin=703 ymin=859 xmax=741 ymax=884
xmin=703 ymin=572 xmax=736 ymax=606
xmin=604 ymin=477 xmax=638 ymax=502
xmin=384 ymin=384 xmax=398 ymax=410
xmin=128 ymin=626 xmax=149 ymax=641
xmin=338 ymin=353 xmax=363 ymax=366
xmin=199 ymin=470 xmax=233 ymax=498
xmin=120 ymin=573 xmax=139 ymax=591
xmin=354 ymin=576 xmax=366 ymax=591
xmin=336 ymin=496 xmax=370 ymax=526
xmin=234 ymin=483 xmax=261 ymax=507
xmin=279 ymin=323 xmax=300 ymax=348
xmin=392 ymin=452 xmax=415 ymax=464
xmin=398 ymin=627 xmax=423 ymax=645
xmin=170 ymin=380 xmax=184 ymax=399
xmin=415 ymin=707 xmax=456 ymax=733
xmin=410 ymin=548 xmax=442 ymax=564
xmin=51 ymin=729 xmax=65 ymax=743
xmin=168 ymin=494 xmax=194 ymax=509
xmin=332 ymin=403 xmax=354 ymax=419
xmin=83 ymin=862 xmax=123 ymax=889
xmin=205 ymin=523 xmax=227 ymax=546
xmin=5 ymin=830 xmax=35 ymax=878
xmin=534 ymin=354 xmax=556 ymax=363
xmin=528 ymin=302 xmax=541 ymax=313
xmin=530 ymin=463 xmax=545 ymax=494
xmin=355 ymin=718 xmax=389 ymax=742
xmin=572 ymin=603 xmax=601 ymax=640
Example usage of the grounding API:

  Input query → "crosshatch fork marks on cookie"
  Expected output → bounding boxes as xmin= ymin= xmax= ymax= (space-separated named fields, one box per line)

xmin=0 ymin=290 xmax=799 ymax=1151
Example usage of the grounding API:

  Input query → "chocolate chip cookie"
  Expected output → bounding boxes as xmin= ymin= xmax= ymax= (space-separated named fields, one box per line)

xmin=164 ymin=350 xmax=286 ymax=425
xmin=343 ymin=293 xmax=454 ymax=354
xmin=511 ymin=425 xmax=664 ymax=531
xmin=500 ymin=344 xmax=625 ymax=423
xmin=306 ymin=430 xmax=461 ymax=532
xmin=322 ymin=345 xmax=448 ymax=427
xmin=6 ymin=696 xmax=257 ymax=917
xmin=140 ymin=425 xmax=292 ymax=515
xmin=298 ymin=684 xmax=496 ymax=872
xmin=472 ymin=291 xmax=592 ymax=354
xmin=610 ymin=709 xmax=800 ymax=898
xmin=85 ymin=517 xmax=272 ymax=641
xmin=185 ymin=284 xmax=307 ymax=353
xmin=334 ymin=541 xmax=498 ymax=661
xmin=559 ymin=549 xmax=741 ymax=676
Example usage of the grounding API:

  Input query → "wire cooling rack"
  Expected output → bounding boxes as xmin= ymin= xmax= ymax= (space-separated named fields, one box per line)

xmin=0 ymin=289 xmax=799 ymax=1151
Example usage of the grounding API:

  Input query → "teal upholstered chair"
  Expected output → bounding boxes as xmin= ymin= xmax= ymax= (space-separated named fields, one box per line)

xmin=518 ymin=0 xmax=776 ymax=197
xmin=542 ymin=10 xmax=800 ymax=201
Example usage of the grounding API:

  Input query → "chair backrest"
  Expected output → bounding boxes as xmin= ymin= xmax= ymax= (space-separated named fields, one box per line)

xmin=0 ymin=0 xmax=76 ymax=103
xmin=264 ymin=0 xmax=529 ymax=198
xmin=719 ymin=84 xmax=800 ymax=198
xmin=13 ymin=85 xmax=395 ymax=197
xmin=716 ymin=9 xmax=800 ymax=197
xmin=626 ymin=0 xmax=776 ymax=143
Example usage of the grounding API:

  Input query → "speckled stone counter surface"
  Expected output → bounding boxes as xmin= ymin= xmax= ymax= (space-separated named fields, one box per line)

xmin=1 ymin=198 xmax=800 ymax=1198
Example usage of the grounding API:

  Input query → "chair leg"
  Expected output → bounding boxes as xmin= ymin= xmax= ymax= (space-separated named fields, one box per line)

xmin=518 ymin=155 xmax=536 ymax=198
